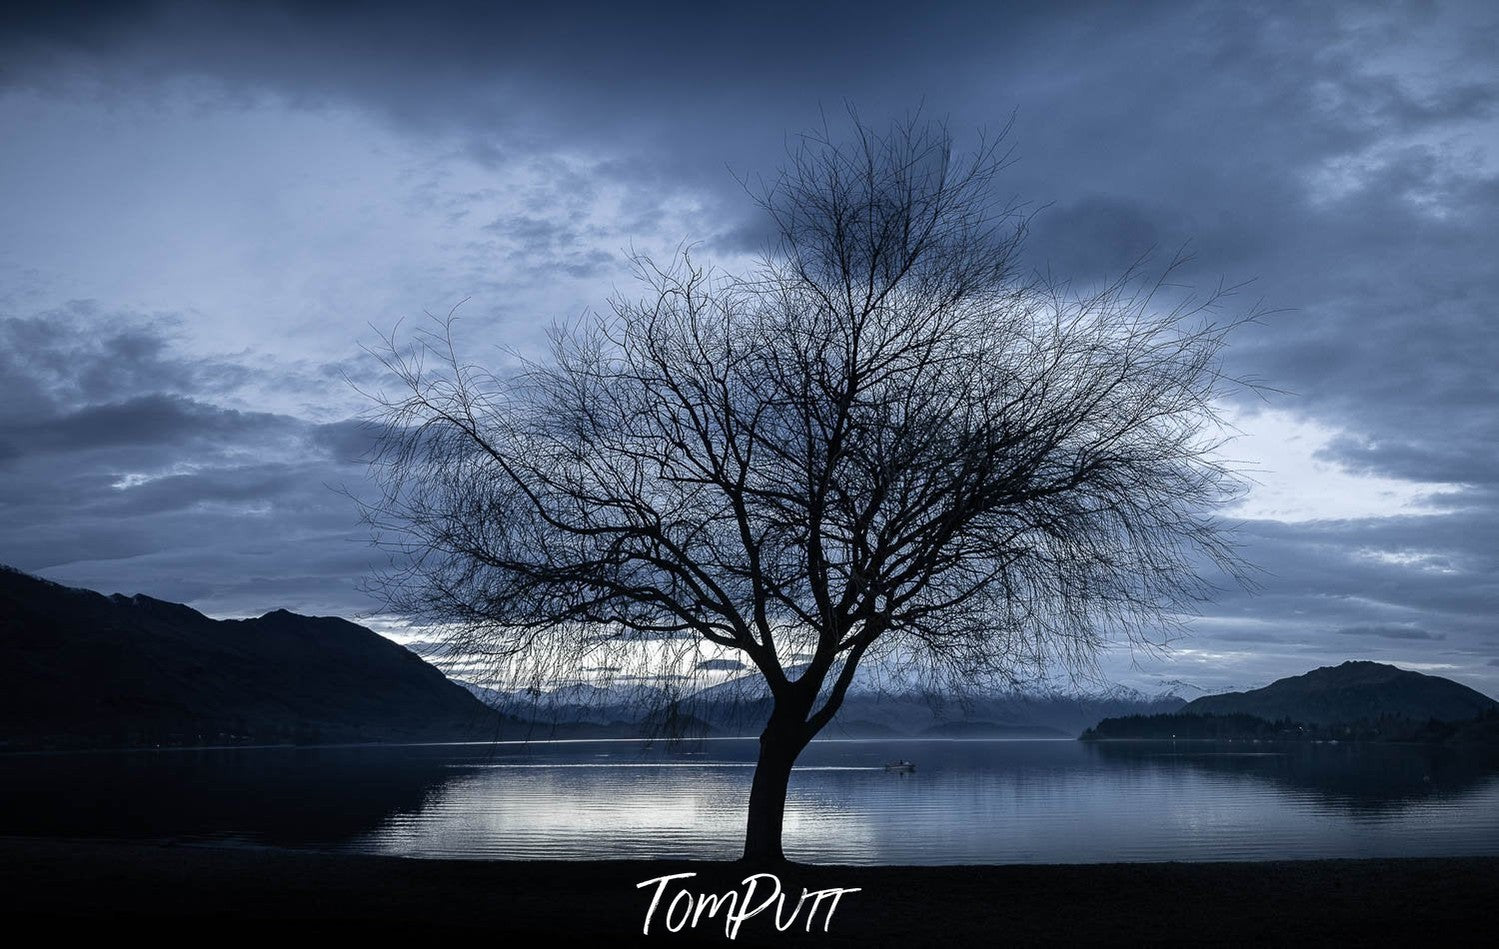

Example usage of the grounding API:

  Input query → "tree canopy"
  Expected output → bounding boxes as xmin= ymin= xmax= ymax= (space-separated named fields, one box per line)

xmin=361 ymin=116 xmax=1250 ymax=860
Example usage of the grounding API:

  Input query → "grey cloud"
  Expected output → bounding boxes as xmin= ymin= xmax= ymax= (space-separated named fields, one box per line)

xmin=96 ymin=463 xmax=316 ymax=517
xmin=695 ymin=659 xmax=747 ymax=672
xmin=1206 ymin=631 xmax=1289 ymax=645
xmin=1332 ymin=624 xmax=1446 ymax=642
xmin=1317 ymin=435 xmax=1499 ymax=487
xmin=3 ymin=394 xmax=292 ymax=457
xmin=0 ymin=305 xmax=254 ymax=420
xmin=309 ymin=418 xmax=386 ymax=466
xmin=1326 ymin=69 xmax=1497 ymax=129
xmin=1023 ymin=197 xmax=1173 ymax=280
xmin=0 ymin=309 xmax=379 ymax=615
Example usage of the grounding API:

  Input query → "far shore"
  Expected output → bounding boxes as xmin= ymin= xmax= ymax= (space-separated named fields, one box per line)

xmin=0 ymin=734 xmax=1086 ymax=756
xmin=16 ymin=731 xmax=1499 ymax=757
xmin=1 ymin=836 xmax=1494 ymax=945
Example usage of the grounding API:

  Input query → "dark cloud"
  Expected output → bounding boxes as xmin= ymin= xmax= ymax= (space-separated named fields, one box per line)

xmin=3 ymin=394 xmax=290 ymax=457
xmin=1023 ymin=197 xmax=1174 ymax=279
xmin=309 ymin=419 xmax=386 ymax=466
xmin=1332 ymin=624 xmax=1446 ymax=642
xmin=1317 ymin=435 xmax=1499 ymax=487
xmin=695 ymin=659 xmax=748 ymax=672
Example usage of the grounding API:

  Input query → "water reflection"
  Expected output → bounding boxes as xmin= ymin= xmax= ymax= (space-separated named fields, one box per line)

xmin=1083 ymin=740 xmax=1499 ymax=812
xmin=2 ymin=738 xmax=1497 ymax=864
xmin=0 ymin=745 xmax=458 ymax=846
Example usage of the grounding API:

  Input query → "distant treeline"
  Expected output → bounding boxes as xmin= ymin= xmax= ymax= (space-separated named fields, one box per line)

xmin=1081 ymin=708 xmax=1499 ymax=745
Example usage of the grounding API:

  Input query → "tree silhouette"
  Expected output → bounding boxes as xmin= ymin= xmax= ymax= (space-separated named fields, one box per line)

xmin=361 ymin=116 xmax=1248 ymax=862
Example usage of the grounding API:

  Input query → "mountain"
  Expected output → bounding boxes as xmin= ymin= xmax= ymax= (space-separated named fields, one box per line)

xmin=814 ymin=688 xmax=1185 ymax=738
xmin=1179 ymin=661 xmax=1498 ymax=726
xmin=0 ymin=565 xmax=498 ymax=749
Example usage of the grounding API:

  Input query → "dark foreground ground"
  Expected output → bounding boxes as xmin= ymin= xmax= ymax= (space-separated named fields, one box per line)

xmin=1 ymin=837 xmax=1495 ymax=946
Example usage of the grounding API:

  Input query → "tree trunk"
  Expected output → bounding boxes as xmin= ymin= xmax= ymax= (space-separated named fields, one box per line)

xmin=741 ymin=710 xmax=810 ymax=863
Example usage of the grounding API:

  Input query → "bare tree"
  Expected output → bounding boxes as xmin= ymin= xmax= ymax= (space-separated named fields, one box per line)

xmin=360 ymin=117 xmax=1248 ymax=863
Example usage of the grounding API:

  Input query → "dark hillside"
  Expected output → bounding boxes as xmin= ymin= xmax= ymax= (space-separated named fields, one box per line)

xmin=0 ymin=565 xmax=497 ymax=749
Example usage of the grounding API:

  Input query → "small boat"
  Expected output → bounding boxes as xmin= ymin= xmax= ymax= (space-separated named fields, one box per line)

xmin=883 ymin=760 xmax=916 ymax=773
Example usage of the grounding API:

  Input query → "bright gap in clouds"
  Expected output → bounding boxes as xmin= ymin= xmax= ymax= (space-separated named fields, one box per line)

xmin=1220 ymin=406 xmax=1461 ymax=523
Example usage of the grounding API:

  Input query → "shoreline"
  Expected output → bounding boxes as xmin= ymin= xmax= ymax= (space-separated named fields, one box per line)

xmin=2 ymin=837 xmax=1495 ymax=945
xmin=0 ymin=735 xmax=1079 ymax=756
xmin=13 ymin=732 xmax=1493 ymax=757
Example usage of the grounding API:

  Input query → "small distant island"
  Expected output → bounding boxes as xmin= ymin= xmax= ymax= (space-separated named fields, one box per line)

xmin=1081 ymin=661 xmax=1499 ymax=747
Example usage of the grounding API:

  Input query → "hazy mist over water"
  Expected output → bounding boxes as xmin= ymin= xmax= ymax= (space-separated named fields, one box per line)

xmin=4 ymin=738 xmax=1496 ymax=865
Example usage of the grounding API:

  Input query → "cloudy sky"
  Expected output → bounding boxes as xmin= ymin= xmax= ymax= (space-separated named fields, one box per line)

xmin=2 ymin=1 xmax=1496 ymax=697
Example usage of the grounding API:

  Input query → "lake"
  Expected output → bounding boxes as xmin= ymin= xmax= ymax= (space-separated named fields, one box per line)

xmin=3 ymin=738 xmax=1497 ymax=864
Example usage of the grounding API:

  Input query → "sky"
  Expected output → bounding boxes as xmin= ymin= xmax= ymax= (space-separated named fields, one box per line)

xmin=1 ymin=0 xmax=1496 ymax=698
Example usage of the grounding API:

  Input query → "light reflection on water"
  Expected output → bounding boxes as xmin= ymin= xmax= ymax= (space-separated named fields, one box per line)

xmin=351 ymin=738 xmax=1499 ymax=863
xmin=3 ymin=738 xmax=1497 ymax=864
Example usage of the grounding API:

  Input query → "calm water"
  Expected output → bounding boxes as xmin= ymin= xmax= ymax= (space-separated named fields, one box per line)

xmin=3 ymin=738 xmax=1497 ymax=864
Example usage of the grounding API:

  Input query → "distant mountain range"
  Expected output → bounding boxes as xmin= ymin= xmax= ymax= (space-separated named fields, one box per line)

xmin=21 ymin=566 xmax=1488 ymax=752
xmin=0 ymin=566 xmax=499 ymax=750
xmin=466 ymin=673 xmax=1188 ymax=740
xmin=1083 ymin=661 xmax=1499 ymax=744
